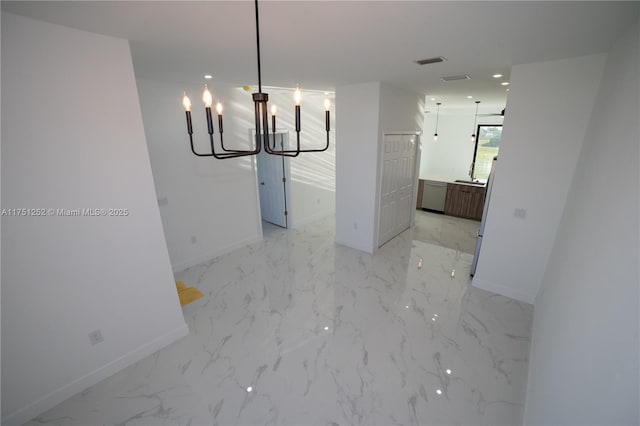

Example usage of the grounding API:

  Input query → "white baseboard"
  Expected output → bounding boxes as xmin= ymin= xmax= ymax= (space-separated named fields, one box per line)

xmin=2 ymin=323 xmax=190 ymax=426
xmin=472 ymin=277 xmax=535 ymax=305
xmin=172 ymin=235 xmax=263 ymax=273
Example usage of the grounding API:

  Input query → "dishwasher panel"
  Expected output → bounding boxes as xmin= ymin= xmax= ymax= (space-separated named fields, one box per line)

xmin=421 ymin=180 xmax=447 ymax=212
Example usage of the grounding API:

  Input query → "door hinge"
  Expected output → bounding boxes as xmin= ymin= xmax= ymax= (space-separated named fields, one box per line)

xmin=282 ymin=177 xmax=286 ymax=183
xmin=284 ymin=211 xmax=288 ymax=216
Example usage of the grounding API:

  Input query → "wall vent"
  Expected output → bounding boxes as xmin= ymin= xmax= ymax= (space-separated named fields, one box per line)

xmin=441 ymin=74 xmax=471 ymax=82
xmin=415 ymin=56 xmax=447 ymax=65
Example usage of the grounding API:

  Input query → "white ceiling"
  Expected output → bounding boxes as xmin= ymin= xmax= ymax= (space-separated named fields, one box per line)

xmin=3 ymin=1 xmax=638 ymax=111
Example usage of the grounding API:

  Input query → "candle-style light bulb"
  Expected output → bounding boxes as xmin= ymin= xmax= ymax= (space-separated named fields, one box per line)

xmin=471 ymin=134 xmax=476 ymax=142
xmin=434 ymin=133 xmax=438 ymax=141
xmin=216 ymin=102 xmax=223 ymax=115
xmin=202 ymin=85 xmax=213 ymax=108
xmin=294 ymin=86 xmax=302 ymax=106
xmin=271 ymin=105 xmax=277 ymax=116
xmin=182 ymin=93 xmax=191 ymax=112
xmin=324 ymin=98 xmax=331 ymax=111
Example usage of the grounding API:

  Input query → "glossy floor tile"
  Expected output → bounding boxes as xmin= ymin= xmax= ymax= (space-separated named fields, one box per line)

xmin=25 ymin=215 xmax=533 ymax=426
xmin=412 ymin=210 xmax=480 ymax=254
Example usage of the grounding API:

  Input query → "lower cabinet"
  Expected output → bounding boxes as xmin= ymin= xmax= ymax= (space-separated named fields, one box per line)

xmin=444 ymin=183 xmax=485 ymax=220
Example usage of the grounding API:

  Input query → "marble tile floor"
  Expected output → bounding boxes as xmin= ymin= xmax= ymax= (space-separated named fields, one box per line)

xmin=26 ymin=215 xmax=533 ymax=426
xmin=412 ymin=210 xmax=480 ymax=255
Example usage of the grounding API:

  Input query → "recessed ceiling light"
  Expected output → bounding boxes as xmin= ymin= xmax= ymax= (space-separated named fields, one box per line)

xmin=506 ymin=88 xmax=510 ymax=92
xmin=467 ymin=95 xmax=473 ymax=99
xmin=501 ymin=82 xmax=510 ymax=86
xmin=204 ymin=75 xmax=213 ymax=79
xmin=493 ymin=74 xmax=503 ymax=78
xmin=430 ymin=97 xmax=436 ymax=101
xmin=246 ymin=386 xmax=253 ymax=392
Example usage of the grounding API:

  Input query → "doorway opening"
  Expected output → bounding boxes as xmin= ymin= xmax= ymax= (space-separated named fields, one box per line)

xmin=255 ymin=131 xmax=291 ymax=228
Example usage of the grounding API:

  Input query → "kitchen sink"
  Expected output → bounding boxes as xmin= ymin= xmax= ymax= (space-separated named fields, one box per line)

xmin=454 ymin=179 xmax=485 ymax=185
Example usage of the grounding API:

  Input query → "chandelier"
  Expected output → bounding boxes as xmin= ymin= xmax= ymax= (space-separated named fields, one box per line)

xmin=181 ymin=0 xmax=331 ymax=159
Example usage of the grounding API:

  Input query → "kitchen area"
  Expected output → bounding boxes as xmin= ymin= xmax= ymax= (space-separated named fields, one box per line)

xmin=417 ymin=179 xmax=486 ymax=220
xmin=415 ymin=101 xmax=504 ymax=271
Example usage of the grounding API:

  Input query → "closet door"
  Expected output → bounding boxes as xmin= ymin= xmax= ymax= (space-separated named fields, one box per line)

xmin=378 ymin=133 xmax=418 ymax=247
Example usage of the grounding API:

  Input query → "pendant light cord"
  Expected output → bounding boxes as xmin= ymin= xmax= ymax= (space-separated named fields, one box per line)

xmin=254 ymin=0 xmax=262 ymax=93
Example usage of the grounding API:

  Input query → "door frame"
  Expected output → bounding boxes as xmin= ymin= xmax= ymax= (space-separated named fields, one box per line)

xmin=250 ymin=130 xmax=292 ymax=231
xmin=374 ymin=131 xmax=422 ymax=249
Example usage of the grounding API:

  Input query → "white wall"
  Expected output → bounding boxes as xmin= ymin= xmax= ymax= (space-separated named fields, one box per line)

xmin=335 ymin=82 xmax=381 ymax=253
xmin=335 ymin=81 xmax=423 ymax=253
xmin=523 ymin=20 xmax=639 ymax=426
xmin=136 ymin=78 xmax=263 ymax=271
xmin=263 ymin=88 xmax=336 ymax=228
xmin=1 ymin=13 xmax=188 ymax=425
xmin=472 ymin=53 xmax=607 ymax=303
xmin=420 ymin=111 xmax=503 ymax=182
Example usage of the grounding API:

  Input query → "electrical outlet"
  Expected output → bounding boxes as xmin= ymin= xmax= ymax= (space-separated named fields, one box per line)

xmin=190 ymin=235 xmax=197 ymax=244
xmin=158 ymin=197 xmax=168 ymax=207
xmin=514 ymin=208 xmax=527 ymax=219
xmin=88 ymin=329 xmax=104 ymax=346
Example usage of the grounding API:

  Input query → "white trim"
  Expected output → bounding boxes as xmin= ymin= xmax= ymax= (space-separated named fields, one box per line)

xmin=172 ymin=234 xmax=263 ymax=273
xmin=471 ymin=277 xmax=535 ymax=304
xmin=2 ymin=324 xmax=190 ymax=426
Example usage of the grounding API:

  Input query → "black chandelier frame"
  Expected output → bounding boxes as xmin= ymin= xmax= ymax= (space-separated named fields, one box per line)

xmin=183 ymin=0 xmax=330 ymax=159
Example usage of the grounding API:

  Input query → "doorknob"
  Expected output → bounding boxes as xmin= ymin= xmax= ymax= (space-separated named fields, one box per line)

xmin=260 ymin=182 xmax=265 ymax=185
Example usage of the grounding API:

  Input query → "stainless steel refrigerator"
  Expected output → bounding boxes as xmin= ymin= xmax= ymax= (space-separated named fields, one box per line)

xmin=471 ymin=156 xmax=497 ymax=276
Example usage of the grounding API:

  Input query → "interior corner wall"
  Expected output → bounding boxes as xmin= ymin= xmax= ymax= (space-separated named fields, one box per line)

xmin=262 ymin=89 xmax=336 ymax=229
xmin=420 ymin=112 xmax=503 ymax=182
xmin=335 ymin=82 xmax=381 ymax=253
xmin=1 ymin=13 xmax=188 ymax=424
xmin=471 ymin=53 xmax=607 ymax=303
xmin=523 ymin=20 xmax=639 ymax=426
xmin=335 ymin=81 xmax=423 ymax=253
xmin=135 ymin=78 xmax=262 ymax=271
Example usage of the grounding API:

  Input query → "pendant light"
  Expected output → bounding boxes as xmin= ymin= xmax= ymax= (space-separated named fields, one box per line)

xmin=181 ymin=0 xmax=330 ymax=159
xmin=433 ymin=102 xmax=441 ymax=141
xmin=470 ymin=100 xmax=480 ymax=142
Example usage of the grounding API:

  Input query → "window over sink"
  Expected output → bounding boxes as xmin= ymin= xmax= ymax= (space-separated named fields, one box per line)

xmin=472 ymin=125 xmax=502 ymax=180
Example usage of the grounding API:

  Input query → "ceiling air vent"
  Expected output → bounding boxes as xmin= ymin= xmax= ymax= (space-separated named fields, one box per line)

xmin=441 ymin=74 xmax=471 ymax=82
xmin=415 ymin=56 xmax=446 ymax=65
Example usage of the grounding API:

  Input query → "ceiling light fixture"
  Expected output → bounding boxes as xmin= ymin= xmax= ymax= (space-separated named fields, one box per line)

xmin=492 ymin=74 xmax=503 ymax=78
xmin=181 ymin=0 xmax=330 ymax=159
xmin=204 ymin=74 xmax=213 ymax=80
xmin=471 ymin=100 xmax=480 ymax=142
xmin=433 ymin=102 xmax=441 ymax=141
xmin=501 ymin=81 xmax=510 ymax=86
xmin=415 ymin=56 xmax=447 ymax=65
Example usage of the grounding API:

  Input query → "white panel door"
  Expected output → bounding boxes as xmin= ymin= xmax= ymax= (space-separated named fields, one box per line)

xmin=256 ymin=133 xmax=289 ymax=228
xmin=378 ymin=133 xmax=418 ymax=247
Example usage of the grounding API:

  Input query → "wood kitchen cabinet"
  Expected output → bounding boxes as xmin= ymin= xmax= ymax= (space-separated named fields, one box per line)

xmin=444 ymin=183 xmax=485 ymax=220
